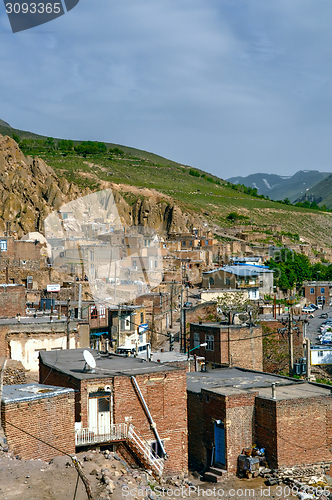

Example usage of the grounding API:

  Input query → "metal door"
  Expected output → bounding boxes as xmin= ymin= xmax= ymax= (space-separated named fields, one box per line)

xmin=214 ymin=420 xmax=225 ymax=467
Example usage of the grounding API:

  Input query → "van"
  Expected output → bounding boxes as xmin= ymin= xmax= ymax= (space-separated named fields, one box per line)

xmin=116 ymin=343 xmax=150 ymax=356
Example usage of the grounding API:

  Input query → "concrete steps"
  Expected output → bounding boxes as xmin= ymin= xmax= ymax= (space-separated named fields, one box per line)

xmin=204 ymin=467 xmax=227 ymax=483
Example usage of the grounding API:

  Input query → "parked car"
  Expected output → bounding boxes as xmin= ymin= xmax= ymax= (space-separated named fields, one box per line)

xmin=320 ymin=313 xmax=328 ymax=319
xmin=184 ymin=302 xmax=193 ymax=308
xmin=302 ymin=306 xmax=316 ymax=313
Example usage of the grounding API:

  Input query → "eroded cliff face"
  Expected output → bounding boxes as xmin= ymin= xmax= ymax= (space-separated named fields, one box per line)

xmin=0 ymin=135 xmax=84 ymax=236
xmin=0 ymin=135 xmax=198 ymax=237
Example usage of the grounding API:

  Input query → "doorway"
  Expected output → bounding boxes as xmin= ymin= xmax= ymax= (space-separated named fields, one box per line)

xmin=214 ymin=420 xmax=225 ymax=468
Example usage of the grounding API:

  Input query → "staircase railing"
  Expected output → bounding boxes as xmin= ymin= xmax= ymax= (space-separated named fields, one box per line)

xmin=75 ymin=423 xmax=164 ymax=476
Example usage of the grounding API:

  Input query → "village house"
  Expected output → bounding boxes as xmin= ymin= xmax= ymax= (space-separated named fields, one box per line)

xmin=187 ymin=367 xmax=332 ymax=475
xmin=39 ymin=348 xmax=188 ymax=476
xmin=189 ymin=322 xmax=263 ymax=371
xmin=202 ymin=264 xmax=274 ymax=300
xmin=303 ymin=281 xmax=332 ymax=307
xmin=1 ymin=383 xmax=75 ymax=461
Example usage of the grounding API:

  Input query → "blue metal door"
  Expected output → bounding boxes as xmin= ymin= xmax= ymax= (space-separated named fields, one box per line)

xmin=214 ymin=421 xmax=225 ymax=467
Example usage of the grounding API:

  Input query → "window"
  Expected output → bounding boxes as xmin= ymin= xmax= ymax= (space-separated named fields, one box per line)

xmin=205 ymin=334 xmax=214 ymax=351
xmin=209 ymin=277 xmax=214 ymax=286
xmin=225 ymin=278 xmax=231 ymax=286
xmin=193 ymin=333 xmax=200 ymax=348
xmin=310 ymin=288 xmax=314 ymax=294
xmin=91 ymin=306 xmax=98 ymax=319
xmin=321 ymin=288 xmax=325 ymax=294
xmin=132 ymin=259 xmax=137 ymax=269
xmin=205 ymin=240 xmax=209 ymax=246
xmin=150 ymin=440 xmax=164 ymax=459
xmin=98 ymin=397 xmax=110 ymax=413
xmin=155 ymin=260 xmax=158 ymax=268
xmin=189 ymin=241 xmax=193 ymax=246
xmin=99 ymin=305 xmax=106 ymax=318
xmin=318 ymin=351 xmax=324 ymax=357
xmin=140 ymin=312 xmax=144 ymax=323
xmin=182 ymin=241 xmax=186 ymax=247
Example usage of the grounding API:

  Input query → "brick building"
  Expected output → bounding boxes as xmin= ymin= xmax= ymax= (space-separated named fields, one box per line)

xmin=0 ymin=284 xmax=26 ymax=318
xmin=189 ymin=322 xmax=263 ymax=371
xmin=0 ymin=236 xmax=45 ymax=270
xmin=187 ymin=367 xmax=332 ymax=474
xmin=1 ymin=383 xmax=75 ymax=460
xmin=303 ymin=281 xmax=332 ymax=306
xmin=39 ymin=349 xmax=188 ymax=476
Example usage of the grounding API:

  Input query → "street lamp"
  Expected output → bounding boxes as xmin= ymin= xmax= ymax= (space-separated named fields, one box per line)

xmin=187 ymin=342 xmax=207 ymax=359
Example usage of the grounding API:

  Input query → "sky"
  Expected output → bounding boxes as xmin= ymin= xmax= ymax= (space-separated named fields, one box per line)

xmin=1 ymin=0 xmax=332 ymax=178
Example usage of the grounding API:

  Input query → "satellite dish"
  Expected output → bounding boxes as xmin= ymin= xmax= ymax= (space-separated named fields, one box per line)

xmin=83 ymin=350 xmax=96 ymax=372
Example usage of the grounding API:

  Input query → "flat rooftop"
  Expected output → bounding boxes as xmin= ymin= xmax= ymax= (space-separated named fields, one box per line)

xmin=39 ymin=349 xmax=180 ymax=380
xmin=187 ymin=367 xmax=332 ymax=400
xmin=2 ymin=384 xmax=74 ymax=403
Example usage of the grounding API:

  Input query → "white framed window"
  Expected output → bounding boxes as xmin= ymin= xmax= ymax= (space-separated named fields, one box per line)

xmin=99 ymin=305 xmax=106 ymax=318
xmin=318 ymin=351 xmax=324 ymax=357
xmin=205 ymin=334 xmax=214 ymax=351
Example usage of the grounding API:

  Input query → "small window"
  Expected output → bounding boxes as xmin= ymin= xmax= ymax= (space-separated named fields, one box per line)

xmin=209 ymin=277 xmax=214 ymax=286
xmin=99 ymin=305 xmax=106 ymax=318
xmin=98 ymin=398 xmax=110 ymax=412
xmin=205 ymin=334 xmax=214 ymax=351
xmin=140 ymin=312 xmax=144 ymax=323
xmin=91 ymin=306 xmax=98 ymax=319
xmin=321 ymin=288 xmax=325 ymax=294
xmin=193 ymin=333 xmax=200 ymax=348
xmin=150 ymin=440 xmax=164 ymax=459
xmin=206 ymin=395 xmax=210 ymax=402
xmin=310 ymin=288 xmax=314 ymax=294
xmin=225 ymin=278 xmax=231 ymax=286
xmin=318 ymin=351 xmax=324 ymax=357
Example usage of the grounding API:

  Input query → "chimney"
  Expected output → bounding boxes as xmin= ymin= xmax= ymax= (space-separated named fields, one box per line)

xmin=272 ymin=382 xmax=276 ymax=399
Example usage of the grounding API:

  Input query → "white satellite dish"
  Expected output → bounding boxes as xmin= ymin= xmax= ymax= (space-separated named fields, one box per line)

xmin=83 ymin=350 xmax=96 ymax=372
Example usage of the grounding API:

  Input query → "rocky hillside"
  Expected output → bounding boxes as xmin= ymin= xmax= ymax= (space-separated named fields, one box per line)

xmin=295 ymin=173 xmax=332 ymax=209
xmin=0 ymin=135 xmax=197 ymax=237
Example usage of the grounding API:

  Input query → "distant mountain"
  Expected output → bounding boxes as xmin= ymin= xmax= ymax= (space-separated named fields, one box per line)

xmin=296 ymin=174 xmax=332 ymax=208
xmin=227 ymin=171 xmax=331 ymax=202
xmin=0 ymin=119 xmax=11 ymax=128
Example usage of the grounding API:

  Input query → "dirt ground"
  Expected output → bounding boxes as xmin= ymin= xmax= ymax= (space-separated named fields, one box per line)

xmin=0 ymin=449 xmax=291 ymax=500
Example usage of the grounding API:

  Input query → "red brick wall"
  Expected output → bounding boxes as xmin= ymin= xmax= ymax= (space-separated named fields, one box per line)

xmin=39 ymin=359 xmax=188 ymax=474
xmin=275 ymin=396 xmax=332 ymax=468
xmin=39 ymin=362 xmax=82 ymax=422
xmin=189 ymin=324 xmax=263 ymax=371
xmin=113 ymin=370 xmax=188 ymax=474
xmin=1 ymin=392 xmax=75 ymax=461
xmin=229 ymin=326 xmax=263 ymax=372
xmin=255 ymin=397 xmax=277 ymax=468
xmin=0 ymin=286 xmax=26 ymax=318
xmin=188 ymin=389 xmax=257 ymax=473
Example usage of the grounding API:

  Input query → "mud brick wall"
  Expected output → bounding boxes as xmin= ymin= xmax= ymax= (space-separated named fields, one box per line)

xmin=0 ymin=286 xmax=26 ymax=318
xmin=113 ymin=369 xmax=188 ymax=475
xmin=261 ymin=320 xmax=304 ymax=374
xmin=1 ymin=391 xmax=75 ymax=461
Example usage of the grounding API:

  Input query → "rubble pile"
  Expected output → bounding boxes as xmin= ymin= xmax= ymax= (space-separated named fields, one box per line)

xmin=260 ymin=464 xmax=332 ymax=491
xmin=3 ymin=360 xmax=26 ymax=385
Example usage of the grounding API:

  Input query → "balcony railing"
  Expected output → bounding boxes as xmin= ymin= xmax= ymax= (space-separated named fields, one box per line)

xmin=75 ymin=423 xmax=164 ymax=477
xmin=75 ymin=423 xmax=128 ymax=446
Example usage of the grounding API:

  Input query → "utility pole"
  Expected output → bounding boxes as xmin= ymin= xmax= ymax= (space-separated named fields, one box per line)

xmin=78 ymin=283 xmax=82 ymax=320
xmin=306 ymin=336 xmax=311 ymax=380
xmin=289 ymin=309 xmax=294 ymax=377
xmin=117 ymin=303 xmax=121 ymax=348
xmin=180 ymin=284 xmax=184 ymax=352
xmin=170 ymin=282 xmax=174 ymax=329
xmin=66 ymin=298 xmax=71 ymax=349
xmin=0 ymin=358 xmax=7 ymax=450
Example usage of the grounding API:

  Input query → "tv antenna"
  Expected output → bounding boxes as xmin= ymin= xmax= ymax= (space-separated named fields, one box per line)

xmin=83 ymin=350 xmax=96 ymax=373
